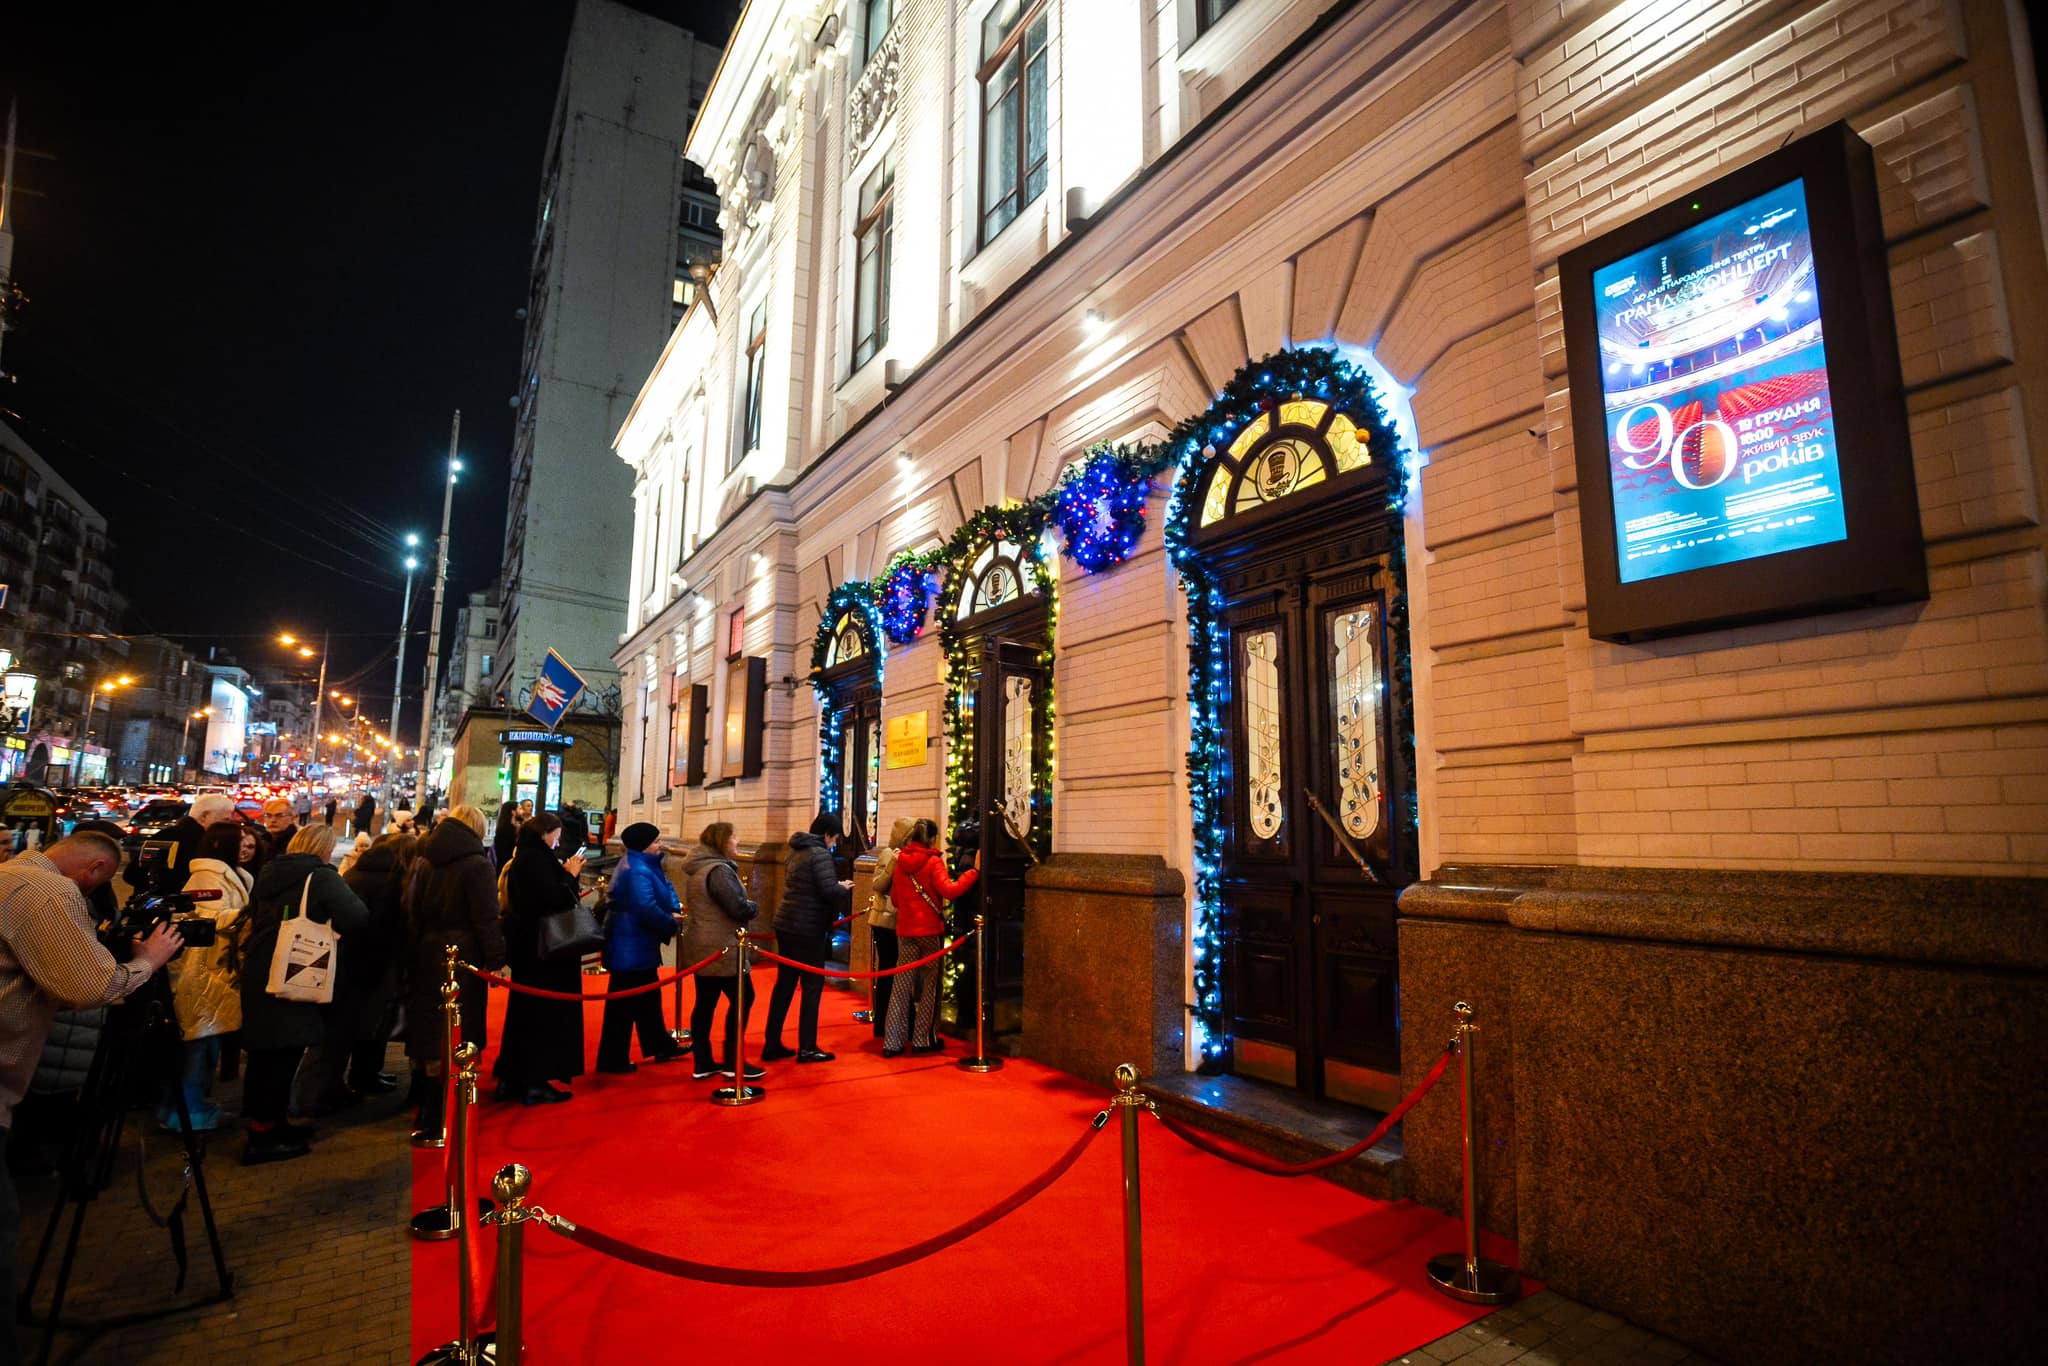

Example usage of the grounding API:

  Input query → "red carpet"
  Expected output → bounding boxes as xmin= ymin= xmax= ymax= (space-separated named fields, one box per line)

xmin=411 ymin=976 xmax=1518 ymax=1364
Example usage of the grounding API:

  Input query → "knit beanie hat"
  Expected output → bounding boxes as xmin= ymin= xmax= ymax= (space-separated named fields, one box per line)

xmin=620 ymin=822 xmax=661 ymax=852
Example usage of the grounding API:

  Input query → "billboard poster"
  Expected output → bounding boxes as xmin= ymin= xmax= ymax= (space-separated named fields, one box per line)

xmin=1592 ymin=177 xmax=1848 ymax=584
xmin=203 ymin=678 xmax=249 ymax=775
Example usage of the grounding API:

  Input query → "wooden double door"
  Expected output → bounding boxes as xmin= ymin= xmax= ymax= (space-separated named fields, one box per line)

xmin=1214 ymin=534 xmax=1410 ymax=1105
xmin=950 ymin=608 xmax=1049 ymax=1037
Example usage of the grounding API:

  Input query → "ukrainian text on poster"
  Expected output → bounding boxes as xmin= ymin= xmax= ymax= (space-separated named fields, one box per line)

xmin=1593 ymin=177 xmax=1848 ymax=584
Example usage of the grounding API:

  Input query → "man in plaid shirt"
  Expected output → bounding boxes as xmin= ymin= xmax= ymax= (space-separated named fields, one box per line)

xmin=0 ymin=831 xmax=183 ymax=1364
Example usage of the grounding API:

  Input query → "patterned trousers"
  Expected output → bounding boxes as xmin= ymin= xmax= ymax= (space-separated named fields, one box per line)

xmin=883 ymin=934 xmax=942 ymax=1051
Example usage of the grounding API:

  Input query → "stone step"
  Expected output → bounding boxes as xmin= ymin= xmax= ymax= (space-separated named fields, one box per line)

xmin=1140 ymin=1071 xmax=1406 ymax=1201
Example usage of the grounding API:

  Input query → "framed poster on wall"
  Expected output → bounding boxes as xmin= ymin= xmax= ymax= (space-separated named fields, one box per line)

xmin=1559 ymin=121 xmax=1927 ymax=643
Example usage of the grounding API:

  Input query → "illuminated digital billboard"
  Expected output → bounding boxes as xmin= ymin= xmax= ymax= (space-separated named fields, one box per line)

xmin=1562 ymin=123 xmax=1926 ymax=642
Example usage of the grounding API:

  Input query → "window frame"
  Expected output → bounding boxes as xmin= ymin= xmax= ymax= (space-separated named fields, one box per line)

xmin=1194 ymin=0 xmax=1240 ymax=36
xmin=738 ymin=300 xmax=768 ymax=466
xmin=860 ymin=0 xmax=894 ymax=67
xmin=976 ymin=0 xmax=1051 ymax=248
xmin=851 ymin=161 xmax=895 ymax=372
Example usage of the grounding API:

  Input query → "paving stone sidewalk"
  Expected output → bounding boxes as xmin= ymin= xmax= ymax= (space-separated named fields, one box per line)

xmin=9 ymin=1047 xmax=412 ymax=1366
xmin=1387 ymin=1289 xmax=1719 ymax=1366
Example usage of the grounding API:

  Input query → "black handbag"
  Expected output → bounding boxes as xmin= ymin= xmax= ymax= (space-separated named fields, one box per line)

xmin=537 ymin=891 xmax=605 ymax=962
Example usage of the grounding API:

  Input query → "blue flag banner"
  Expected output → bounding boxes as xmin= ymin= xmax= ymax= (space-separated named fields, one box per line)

xmin=527 ymin=650 xmax=588 ymax=731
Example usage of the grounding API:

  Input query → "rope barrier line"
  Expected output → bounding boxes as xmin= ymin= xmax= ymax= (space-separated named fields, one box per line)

xmin=1148 ymin=1044 xmax=1454 ymax=1177
xmin=750 ymin=931 xmax=974 ymax=981
xmin=537 ymin=1110 xmax=1109 ymax=1286
xmin=462 ymin=949 xmax=730 ymax=1000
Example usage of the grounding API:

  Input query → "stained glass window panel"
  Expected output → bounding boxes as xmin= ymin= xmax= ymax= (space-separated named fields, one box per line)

xmin=1328 ymin=413 xmax=1371 ymax=472
xmin=1278 ymin=399 xmax=1328 ymax=430
xmin=1331 ymin=606 xmax=1382 ymax=842
xmin=1227 ymin=412 xmax=1271 ymax=460
xmin=1002 ymin=674 xmax=1034 ymax=837
xmin=1200 ymin=470 xmax=1232 ymax=527
xmin=1242 ymin=630 xmax=1283 ymax=841
xmin=1232 ymin=438 xmax=1328 ymax=515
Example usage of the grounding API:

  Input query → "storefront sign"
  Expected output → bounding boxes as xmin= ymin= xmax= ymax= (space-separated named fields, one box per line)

xmin=498 ymin=729 xmax=575 ymax=748
xmin=886 ymin=712 xmax=928 ymax=769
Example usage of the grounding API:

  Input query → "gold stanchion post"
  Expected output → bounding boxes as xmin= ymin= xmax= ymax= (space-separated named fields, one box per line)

xmin=1426 ymin=1001 xmax=1521 ymax=1305
xmin=412 ymin=1038 xmax=496 ymax=1241
xmin=711 ymin=930 xmax=763 ymax=1106
xmin=489 ymin=1164 xmax=535 ymax=1366
xmin=411 ymin=944 xmax=459 ymax=1150
xmin=414 ymin=1044 xmax=500 ymax=1363
xmin=1112 ymin=1063 xmax=1147 ymax=1366
xmin=957 ymin=916 xmax=1002 ymax=1072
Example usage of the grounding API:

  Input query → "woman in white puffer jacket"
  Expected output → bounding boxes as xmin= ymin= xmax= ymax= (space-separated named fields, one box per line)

xmin=164 ymin=822 xmax=253 ymax=1131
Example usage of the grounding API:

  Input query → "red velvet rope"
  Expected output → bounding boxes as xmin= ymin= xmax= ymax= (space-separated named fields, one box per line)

xmin=750 ymin=931 xmax=973 ymax=980
xmin=541 ymin=1113 xmax=1106 ymax=1285
xmin=1149 ymin=1044 xmax=1454 ymax=1177
xmin=464 ymin=949 xmax=729 ymax=1000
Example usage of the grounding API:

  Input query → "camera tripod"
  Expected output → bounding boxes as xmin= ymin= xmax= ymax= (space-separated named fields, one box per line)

xmin=15 ymin=978 xmax=235 ymax=1366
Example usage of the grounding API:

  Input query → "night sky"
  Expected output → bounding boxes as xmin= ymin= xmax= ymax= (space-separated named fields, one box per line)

xmin=0 ymin=1 xmax=739 ymax=730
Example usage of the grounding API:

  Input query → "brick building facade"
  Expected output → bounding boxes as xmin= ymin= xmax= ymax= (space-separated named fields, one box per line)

xmin=610 ymin=3 xmax=2047 ymax=1358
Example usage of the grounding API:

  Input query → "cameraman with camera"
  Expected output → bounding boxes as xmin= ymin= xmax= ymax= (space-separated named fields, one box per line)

xmin=0 ymin=831 xmax=183 ymax=1364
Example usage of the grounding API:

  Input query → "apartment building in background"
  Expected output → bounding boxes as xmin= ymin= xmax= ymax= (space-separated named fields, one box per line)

xmin=487 ymin=0 xmax=725 ymax=713
xmin=428 ymin=586 xmax=500 ymax=787
xmin=0 ymin=417 xmax=128 ymax=783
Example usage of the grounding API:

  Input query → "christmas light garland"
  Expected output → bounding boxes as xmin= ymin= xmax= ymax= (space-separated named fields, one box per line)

xmin=808 ymin=581 xmax=885 ymax=814
xmin=1159 ymin=346 xmax=1413 ymax=1070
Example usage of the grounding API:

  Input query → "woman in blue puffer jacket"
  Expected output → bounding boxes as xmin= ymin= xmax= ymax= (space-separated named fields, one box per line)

xmin=595 ymin=823 xmax=688 ymax=1073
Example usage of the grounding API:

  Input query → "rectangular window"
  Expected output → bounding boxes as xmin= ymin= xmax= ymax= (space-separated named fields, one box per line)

xmin=862 ymin=0 xmax=893 ymax=65
xmin=740 ymin=300 xmax=768 ymax=463
xmin=979 ymin=1 xmax=1049 ymax=246
xmin=852 ymin=161 xmax=894 ymax=370
xmin=1195 ymin=0 xmax=1239 ymax=34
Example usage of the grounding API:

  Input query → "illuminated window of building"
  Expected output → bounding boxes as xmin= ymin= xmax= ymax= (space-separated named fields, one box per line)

xmin=739 ymin=300 xmax=768 ymax=464
xmin=861 ymin=0 xmax=893 ymax=66
xmin=979 ymin=0 xmax=1049 ymax=246
xmin=824 ymin=611 xmax=869 ymax=668
xmin=852 ymin=160 xmax=894 ymax=370
xmin=1197 ymin=403 xmax=1373 ymax=528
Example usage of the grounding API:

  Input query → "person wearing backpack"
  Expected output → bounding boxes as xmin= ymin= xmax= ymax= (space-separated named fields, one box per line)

xmin=760 ymin=812 xmax=853 ymax=1065
xmin=237 ymin=822 xmax=369 ymax=1164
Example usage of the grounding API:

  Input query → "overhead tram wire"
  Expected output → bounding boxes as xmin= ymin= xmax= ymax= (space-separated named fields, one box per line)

xmin=26 ymin=345 xmax=416 ymax=551
xmin=0 ymin=407 xmax=406 ymax=588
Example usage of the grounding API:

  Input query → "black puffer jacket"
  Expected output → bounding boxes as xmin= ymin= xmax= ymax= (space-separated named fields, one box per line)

xmin=772 ymin=832 xmax=850 ymax=939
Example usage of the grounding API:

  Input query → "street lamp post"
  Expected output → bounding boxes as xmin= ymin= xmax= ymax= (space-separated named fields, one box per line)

xmin=72 ymin=675 xmax=133 ymax=787
xmin=280 ymin=633 xmax=329 ymax=774
xmin=178 ymin=707 xmax=211 ymax=777
xmin=416 ymin=413 xmax=461 ymax=808
xmin=383 ymin=537 xmax=421 ymax=817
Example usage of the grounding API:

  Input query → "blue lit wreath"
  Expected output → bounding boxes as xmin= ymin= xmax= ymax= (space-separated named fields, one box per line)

xmin=1053 ymin=445 xmax=1153 ymax=573
xmin=877 ymin=554 xmax=940 ymax=645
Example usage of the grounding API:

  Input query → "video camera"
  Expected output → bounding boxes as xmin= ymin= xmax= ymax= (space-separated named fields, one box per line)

xmin=103 ymin=841 xmax=218 ymax=955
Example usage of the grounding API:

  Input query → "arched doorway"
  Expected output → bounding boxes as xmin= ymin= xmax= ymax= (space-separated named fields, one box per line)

xmin=940 ymin=522 xmax=1054 ymax=1037
xmin=811 ymin=591 xmax=884 ymax=855
xmin=1172 ymin=357 xmax=1416 ymax=1107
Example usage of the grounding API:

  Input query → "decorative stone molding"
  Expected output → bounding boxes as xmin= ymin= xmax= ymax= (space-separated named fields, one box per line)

xmin=846 ymin=26 xmax=900 ymax=157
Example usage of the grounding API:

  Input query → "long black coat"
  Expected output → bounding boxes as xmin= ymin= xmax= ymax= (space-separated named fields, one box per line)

xmin=773 ymin=832 xmax=851 ymax=939
xmin=404 ymin=818 xmax=504 ymax=1058
xmin=492 ymin=830 xmax=585 ymax=1086
xmin=338 ymin=841 xmax=409 ymax=1040
xmin=239 ymin=853 xmax=371 ymax=1051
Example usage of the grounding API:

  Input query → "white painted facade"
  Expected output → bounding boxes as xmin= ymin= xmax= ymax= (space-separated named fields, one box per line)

xmin=614 ymin=0 xmax=2048 ymax=1067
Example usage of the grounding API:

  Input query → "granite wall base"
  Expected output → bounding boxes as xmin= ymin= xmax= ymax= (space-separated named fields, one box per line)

xmin=1021 ymin=854 xmax=1186 ymax=1089
xmin=1399 ymin=865 xmax=2048 ymax=1366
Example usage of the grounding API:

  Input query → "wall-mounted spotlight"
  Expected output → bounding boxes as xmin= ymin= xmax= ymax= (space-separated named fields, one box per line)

xmin=1065 ymin=185 xmax=1096 ymax=231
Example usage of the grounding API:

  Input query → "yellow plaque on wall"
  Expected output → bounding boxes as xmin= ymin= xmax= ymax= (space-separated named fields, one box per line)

xmin=885 ymin=712 xmax=928 ymax=769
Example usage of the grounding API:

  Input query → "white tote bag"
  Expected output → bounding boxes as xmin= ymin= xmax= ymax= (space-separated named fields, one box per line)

xmin=265 ymin=871 xmax=341 ymax=1004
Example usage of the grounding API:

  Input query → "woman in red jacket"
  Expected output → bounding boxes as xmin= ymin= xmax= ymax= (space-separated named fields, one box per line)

xmin=882 ymin=820 xmax=978 ymax=1057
